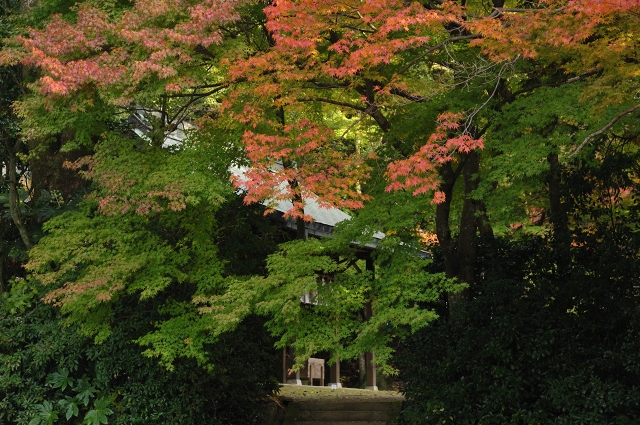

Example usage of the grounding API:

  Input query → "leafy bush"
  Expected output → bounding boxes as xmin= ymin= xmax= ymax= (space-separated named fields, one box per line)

xmin=0 ymin=281 xmax=279 ymax=425
xmin=397 ymin=235 xmax=640 ymax=425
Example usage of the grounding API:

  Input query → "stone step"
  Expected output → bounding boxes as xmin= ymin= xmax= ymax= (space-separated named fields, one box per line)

xmin=295 ymin=401 xmax=395 ymax=411
xmin=296 ymin=410 xmax=389 ymax=422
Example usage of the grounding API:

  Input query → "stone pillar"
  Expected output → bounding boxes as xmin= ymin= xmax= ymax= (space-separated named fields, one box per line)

xmin=329 ymin=352 xmax=342 ymax=388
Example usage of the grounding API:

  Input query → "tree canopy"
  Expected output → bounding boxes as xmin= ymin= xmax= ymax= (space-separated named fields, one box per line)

xmin=1 ymin=0 xmax=640 ymax=422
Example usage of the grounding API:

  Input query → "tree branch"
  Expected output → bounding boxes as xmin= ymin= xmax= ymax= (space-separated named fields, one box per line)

xmin=494 ymin=7 xmax=541 ymax=12
xmin=570 ymin=103 xmax=640 ymax=157
xmin=342 ymin=25 xmax=375 ymax=33
xmin=164 ymin=85 xmax=226 ymax=99
xmin=309 ymin=81 xmax=350 ymax=89
xmin=4 ymin=139 xmax=32 ymax=249
xmin=511 ymin=69 xmax=600 ymax=97
xmin=389 ymin=87 xmax=425 ymax=102
xmin=167 ymin=87 xmax=227 ymax=129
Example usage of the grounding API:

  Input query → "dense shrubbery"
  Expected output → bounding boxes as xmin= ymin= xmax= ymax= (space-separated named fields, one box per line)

xmin=0 ymin=283 xmax=279 ymax=425
xmin=398 ymin=231 xmax=640 ymax=425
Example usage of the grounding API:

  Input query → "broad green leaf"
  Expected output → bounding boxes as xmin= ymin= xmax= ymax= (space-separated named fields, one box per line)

xmin=47 ymin=368 xmax=73 ymax=391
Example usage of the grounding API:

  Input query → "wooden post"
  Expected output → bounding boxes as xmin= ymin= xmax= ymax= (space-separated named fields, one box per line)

xmin=364 ymin=256 xmax=378 ymax=390
xmin=365 ymin=352 xmax=377 ymax=391
xmin=282 ymin=348 xmax=287 ymax=384
xmin=329 ymin=351 xmax=342 ymax=388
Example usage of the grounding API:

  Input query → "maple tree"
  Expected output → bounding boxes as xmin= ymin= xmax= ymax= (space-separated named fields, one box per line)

xmin=1 ymin=0 xmax=639 ymax=387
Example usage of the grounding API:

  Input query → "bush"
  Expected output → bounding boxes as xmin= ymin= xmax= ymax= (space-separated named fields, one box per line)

xmin=1 ymin=283 xmax=279 ymax=425
xmin=397 ymin=236 xmax=640 ymax=425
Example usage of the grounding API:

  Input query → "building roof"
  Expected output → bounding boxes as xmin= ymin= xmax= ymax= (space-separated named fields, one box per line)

xmin=229 ymin=165 xmax=385 ymax=249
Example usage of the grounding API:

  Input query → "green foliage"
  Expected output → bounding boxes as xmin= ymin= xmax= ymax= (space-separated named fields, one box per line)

xmin=26 ymin=131 xmax=236 ymax=344
xmin=28 ymin=371 xmax=114 ymax=425
xmin=29 ymin=401 xmax=59 ymax=425
xmin=397 ymin=149 xmax=640 ymax=424
xmin=398 ymin=237 xmax=640 ymax=424
xmin=1 ymin=280 xmax=279 ymax=425
xmin=199 ymin=235 xmax=460 ymax=374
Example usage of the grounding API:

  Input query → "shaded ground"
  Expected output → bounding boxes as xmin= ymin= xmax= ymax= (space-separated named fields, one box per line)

xmin=277 ymin=384 xmax=404 ymax=402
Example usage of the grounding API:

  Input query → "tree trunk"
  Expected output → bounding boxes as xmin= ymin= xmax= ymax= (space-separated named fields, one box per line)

xmin=295 ymin=215 xmax=306 ymax=240
xmin=547 ymin=152 xmax=569 ymax=268
xmin=435 ymin=162 xmax=458 ymax=280
xmin=457 ymin=151 xmax=480 ymax=288
xmin=436 ymin=151 xmax=489 ymax=319
xmin=7 ymin=142 xmax=33 ymax=249
xmin=277 ymin=107 xmax=307 ymax=241
xmin=357 ymin=80 xmax=392 ymax=132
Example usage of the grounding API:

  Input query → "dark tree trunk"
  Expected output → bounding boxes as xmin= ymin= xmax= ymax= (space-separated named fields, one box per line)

xmin=547 ymin=152 xmax=569 ymax=268
xmin=435 ymin=162 xmax=458 ymax=280
xmin=457 ymin=151 xmax=480 ymax=286
xmin=357 ymin=80 xmax=392 ymax=132
xmin=295 ymin=215 xmax=306 ymax=240
xmin=277 ymin=107 xmax=307 ymax=241
xmin=435 ymin=151 xmax=491 ymax=319
xmin=0 ymin=215 xmax=4 ymax=295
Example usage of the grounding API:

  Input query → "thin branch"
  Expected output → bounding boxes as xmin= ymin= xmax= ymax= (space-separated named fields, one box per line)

xmin=336 ymin=12 xmax=361 ymax=20
xmin=167 ymin=87 xmax=226 ymax=127
xmin=340 ymin=114 xmax=365 ymax=139
xmin=164 ymin=86 xmax=226 ymax=99
xmin=130 ymin=112 xmax=153 ymax=131
xmin=570 ymin=103 xmax=640 ymax=157
xmin=462 ymin=57 xmax=518 ymax=135
xmin=310 ymin=81 xmax=350 ymax=89
xmin=396 ymin=34 xmax=481 ymax=76
xmin=356 ymin=11 xmax=377 ymax=31
xmin=494 ymin=7 xmax=541 ymax=12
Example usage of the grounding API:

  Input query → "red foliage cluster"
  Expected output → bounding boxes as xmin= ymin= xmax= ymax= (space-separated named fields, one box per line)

xmin=1 ymin=0 xmax=241 ymax=101
xmin=385 ymin=112 xmax=483 ymax=201
xmin=235 ymin=119 xmax=371 ymax=220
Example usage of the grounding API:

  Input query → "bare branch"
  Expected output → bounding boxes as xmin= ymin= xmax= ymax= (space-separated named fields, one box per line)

xmin=340 ymin=114 xmax=365 ymax=139
xmin=166 ymin=86 xmax=227 ymax=128
xmin=462 ymin=57 xmax=518 ymax=135
xmin=356 ymin=11 xmax=377 ymax=31
xmin=570 ymin=103 xmax=640 ymax=157
xmin=130 ymin=112 xmax=153 ymax=131
xmin=495 ymin=7 xmax=541 ymax=12
xmin=164 ymin=86 xmax=226 ymax=99
xmin=309 ymin=81 xmax=350 ymax=89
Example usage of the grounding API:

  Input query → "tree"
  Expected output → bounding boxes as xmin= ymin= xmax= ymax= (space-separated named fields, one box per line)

xmin=3 ymin=0 xmax=640 ymax=375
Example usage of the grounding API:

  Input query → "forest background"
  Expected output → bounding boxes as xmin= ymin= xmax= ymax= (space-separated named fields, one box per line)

xmin=0 ymin=0 xmax=639 ymax=424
